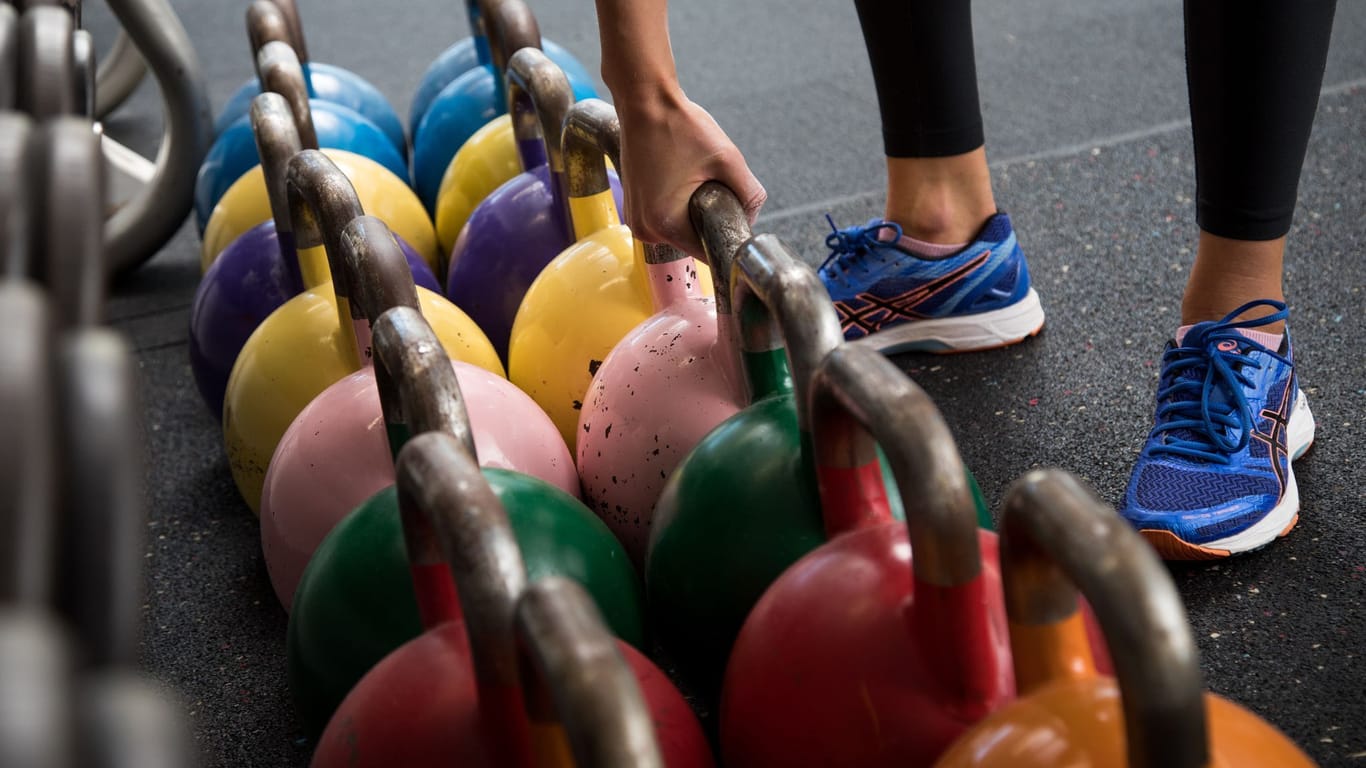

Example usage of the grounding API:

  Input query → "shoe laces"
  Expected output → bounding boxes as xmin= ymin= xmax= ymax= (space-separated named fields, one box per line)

xmin=1146 ymin=299 xmax=1289 ymax=464
xmin=820 ymin=215 xmax=902 ymax=279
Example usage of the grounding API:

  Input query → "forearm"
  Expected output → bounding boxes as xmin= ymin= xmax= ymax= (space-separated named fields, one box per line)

xmin=593 ymin=0 xmax=683 ymax=105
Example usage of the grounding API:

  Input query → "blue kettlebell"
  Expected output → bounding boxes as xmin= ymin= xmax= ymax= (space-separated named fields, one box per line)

xmin=214 ymin=0 xmax=405 ymax=155
xmin=407 ymin=0 xmax=594 ymax=145
xmin=194 ymin=3 xmax=407 ymax=234
xmin=409 ymin=0 xmax=597 ymax=213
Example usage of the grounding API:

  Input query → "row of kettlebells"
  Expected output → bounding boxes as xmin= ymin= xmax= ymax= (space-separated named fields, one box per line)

xmin=182 ymin=2 xmax=1318 ymax=766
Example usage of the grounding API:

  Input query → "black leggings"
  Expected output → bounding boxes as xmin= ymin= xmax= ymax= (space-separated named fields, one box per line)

xmin=853 ymin=0 xmax=1338 ymax=241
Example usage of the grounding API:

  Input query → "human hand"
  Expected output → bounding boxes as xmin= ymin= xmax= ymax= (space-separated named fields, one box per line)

xmin=614 ymin=85 xmax=766 ymax=256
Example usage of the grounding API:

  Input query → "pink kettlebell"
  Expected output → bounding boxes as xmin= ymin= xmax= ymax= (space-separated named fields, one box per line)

xmin=260 ymin=217 xmax=576 ymax=612
xmin=576 ymin=183 xmax=751 ymax=566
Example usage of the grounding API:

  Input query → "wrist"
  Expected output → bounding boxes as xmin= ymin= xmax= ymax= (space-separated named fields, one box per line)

xmin=609 ymin=78 xmax=687 ymax=122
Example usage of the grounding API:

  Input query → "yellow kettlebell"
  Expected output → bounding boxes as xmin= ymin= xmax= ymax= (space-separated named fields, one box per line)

xmin=507 ymin=98 xmax=712 ymax=448
xmin=432 ymin=113 xmax=518 ymax=264
xmin=200 ymin=40 xmax=437 ymax=274
xmin=222 ymin=149 xmax=501 ymax=515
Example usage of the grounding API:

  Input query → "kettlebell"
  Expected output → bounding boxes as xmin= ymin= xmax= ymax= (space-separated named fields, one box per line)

xmin=189 ymin=89 xmax=439 ymax=418
xmin=199 ymin=40 xmax=437 ymax=273
xmin=508 ymin=99 xmax=713 ymax=448
xmin=308 ymin=430 xmax=712 ymax=767
xmin=408 ymin=0 xmax=593 ymax=142
xmin=221 ymin=149 xmax=500 ymax=514
xmin=444 ymin=46 xmax=623 ymax=361
xmin=410 ymin=0 xmax=597 ymax=213
xmin=214 ymin=0 xmax=405 ymax=155
xmin=934 ymin=470 xmax=1314 ymax=767
xmin=194 ymin=4 xmax=406 ymax=234
xmin=285 ymin=305 xmax=642 ymax=736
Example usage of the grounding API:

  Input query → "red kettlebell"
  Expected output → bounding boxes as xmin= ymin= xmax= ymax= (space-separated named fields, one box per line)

xmin=310 ymin=430 xmax=713 ymax=767
xmin=721 ymin=343 xmax=1111 ymax=766
xmin=576 ymin=184 xmax=751 ymax=566
xmin=935 ymin=470 xmax=1315 ymax=767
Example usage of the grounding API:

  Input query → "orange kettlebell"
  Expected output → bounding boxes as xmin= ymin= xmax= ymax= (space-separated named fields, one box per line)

xmin=934 ymin=470 xmax=1316 ymax=768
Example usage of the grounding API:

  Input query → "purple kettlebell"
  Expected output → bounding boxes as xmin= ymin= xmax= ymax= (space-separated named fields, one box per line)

xmin=444 ymin=46 xmax=623 ymax=363
xmin=188 ymin=51 xmax=438 ymax=418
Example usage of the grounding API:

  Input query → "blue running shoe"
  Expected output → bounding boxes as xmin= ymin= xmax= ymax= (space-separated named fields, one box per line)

xmin=1121 ymin=300 xmax=1316 ymax=560
xmin=817 ymin=212 xmax=1044 ymax=352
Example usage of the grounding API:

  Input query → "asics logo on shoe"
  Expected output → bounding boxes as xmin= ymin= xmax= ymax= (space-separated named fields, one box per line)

xmin=833 ymin=252 xmax=991 ymax=336
xmin=1250 ymin=380 xmax=1293 ymax=492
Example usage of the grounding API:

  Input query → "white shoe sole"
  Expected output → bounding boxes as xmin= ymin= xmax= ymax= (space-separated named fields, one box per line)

xmin=853 ymin=288 xmax=1046 ymax=355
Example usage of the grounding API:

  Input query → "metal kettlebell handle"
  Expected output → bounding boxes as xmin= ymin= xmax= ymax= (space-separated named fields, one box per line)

xmin=0 ymin=5 xmax=16 ymax=111
xmin=999 ymin=470 xmax=1207 ymax=768
xmin=285 ymin=149 xmax=366 ymax=276
xmin=261 ymin=0 xmax=309 ymax=63
xmin=730 ymin=233 xmax=844 ymax=429
xmin=562 ymin=98 xmax=620 ymax=201
xmin=372 ymin=307 xmax=480 ymax=629
xmin=0 ymin=114 xmax=35 ymax=278
xmin=810 ymin=343 xmax=981 ymax=579
xmin=395 ymin=430 xmax=528 ymax=702
xmin=249 ymin=92 xmax=305 ymax=246
xmin=338 ymin=216 xmax=423 ymax=334
xmin=247 ymin=1 xmax=295 ymax=71
xmin=256 ymin=39 xmax=320 ymax=150
xmin=36 ymin=117 xmax=105 ymax=327
xmin=0 ymin=283 xmax=56 ymax=608
xmin=54 ymin=331 xmax=145 ymax=669
xmin=372 ymin=305 xmax=478 ymax=460
xmin=285 ymin=148 xmax=371 ymax=364
xmin=688 ymin=181 xmax=752 ymax=314
xmin=514 ymin=578 xmax=665 ymax=768
xmin=506 ymin=47 xmax=573 ymax=179
xmin=0 ymin=611 xmax=75 ymax=767
xmin=483 ymin=0 xmax=541 ymax=76
xmin=16 ymin=5 xmax=76 ymax=117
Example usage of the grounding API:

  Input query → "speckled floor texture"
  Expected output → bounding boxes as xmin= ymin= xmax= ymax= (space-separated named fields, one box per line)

xmin=84 ymin=0 xmax=1364 ymax=764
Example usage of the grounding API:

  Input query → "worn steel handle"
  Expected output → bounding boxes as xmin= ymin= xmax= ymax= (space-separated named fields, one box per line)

xmin=999 ymin=469 xmax=1207 ymax=768
xmin=515 ymin=578 xmax=665 ymax=768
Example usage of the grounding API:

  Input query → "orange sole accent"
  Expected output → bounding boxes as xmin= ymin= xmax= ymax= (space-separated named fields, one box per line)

xmin=1141 ymin=529 xmax=1231 ymax=561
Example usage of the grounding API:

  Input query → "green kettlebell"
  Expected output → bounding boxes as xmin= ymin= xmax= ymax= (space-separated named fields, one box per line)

xmin=286 ymin=305 xmax=643 ymax=738
xmin=645 ymin=203 xmax=989 ymax=698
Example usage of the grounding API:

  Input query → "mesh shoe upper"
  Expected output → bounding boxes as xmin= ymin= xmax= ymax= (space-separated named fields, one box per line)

xmin=1121 ymin=300 xmax=1300 ymax=544
xmin=817 ymin=213 xmax=1033 ymax=341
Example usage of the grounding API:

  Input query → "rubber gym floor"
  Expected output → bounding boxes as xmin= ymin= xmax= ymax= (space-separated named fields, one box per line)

xmin=86 ymin=0 xmax=1365 ymax=764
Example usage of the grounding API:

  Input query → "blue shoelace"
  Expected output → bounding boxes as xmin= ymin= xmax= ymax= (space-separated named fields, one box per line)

xmin=820 ymin=215 xmax=902 ymax=277
xmin=1147 ymin=300 xmax=1289 ymax=464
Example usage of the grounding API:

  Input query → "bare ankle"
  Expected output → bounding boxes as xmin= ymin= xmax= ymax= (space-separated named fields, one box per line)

xmin=883 ymin=148 xmax=997 ymax=244
xmin=1182 ymin=231 xmax=1287 ymax=331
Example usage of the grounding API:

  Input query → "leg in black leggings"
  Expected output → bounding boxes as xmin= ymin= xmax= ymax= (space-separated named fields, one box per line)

xmin=853 ymin=0 xmax=984 ymax=158
xmin=850 ymin=0 xmax=996 ymax=246
xmin=1186 ymin=0 xmax=1337 ymax=242
xmin=1181 ymin=0 xmax=1337 ymax=328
